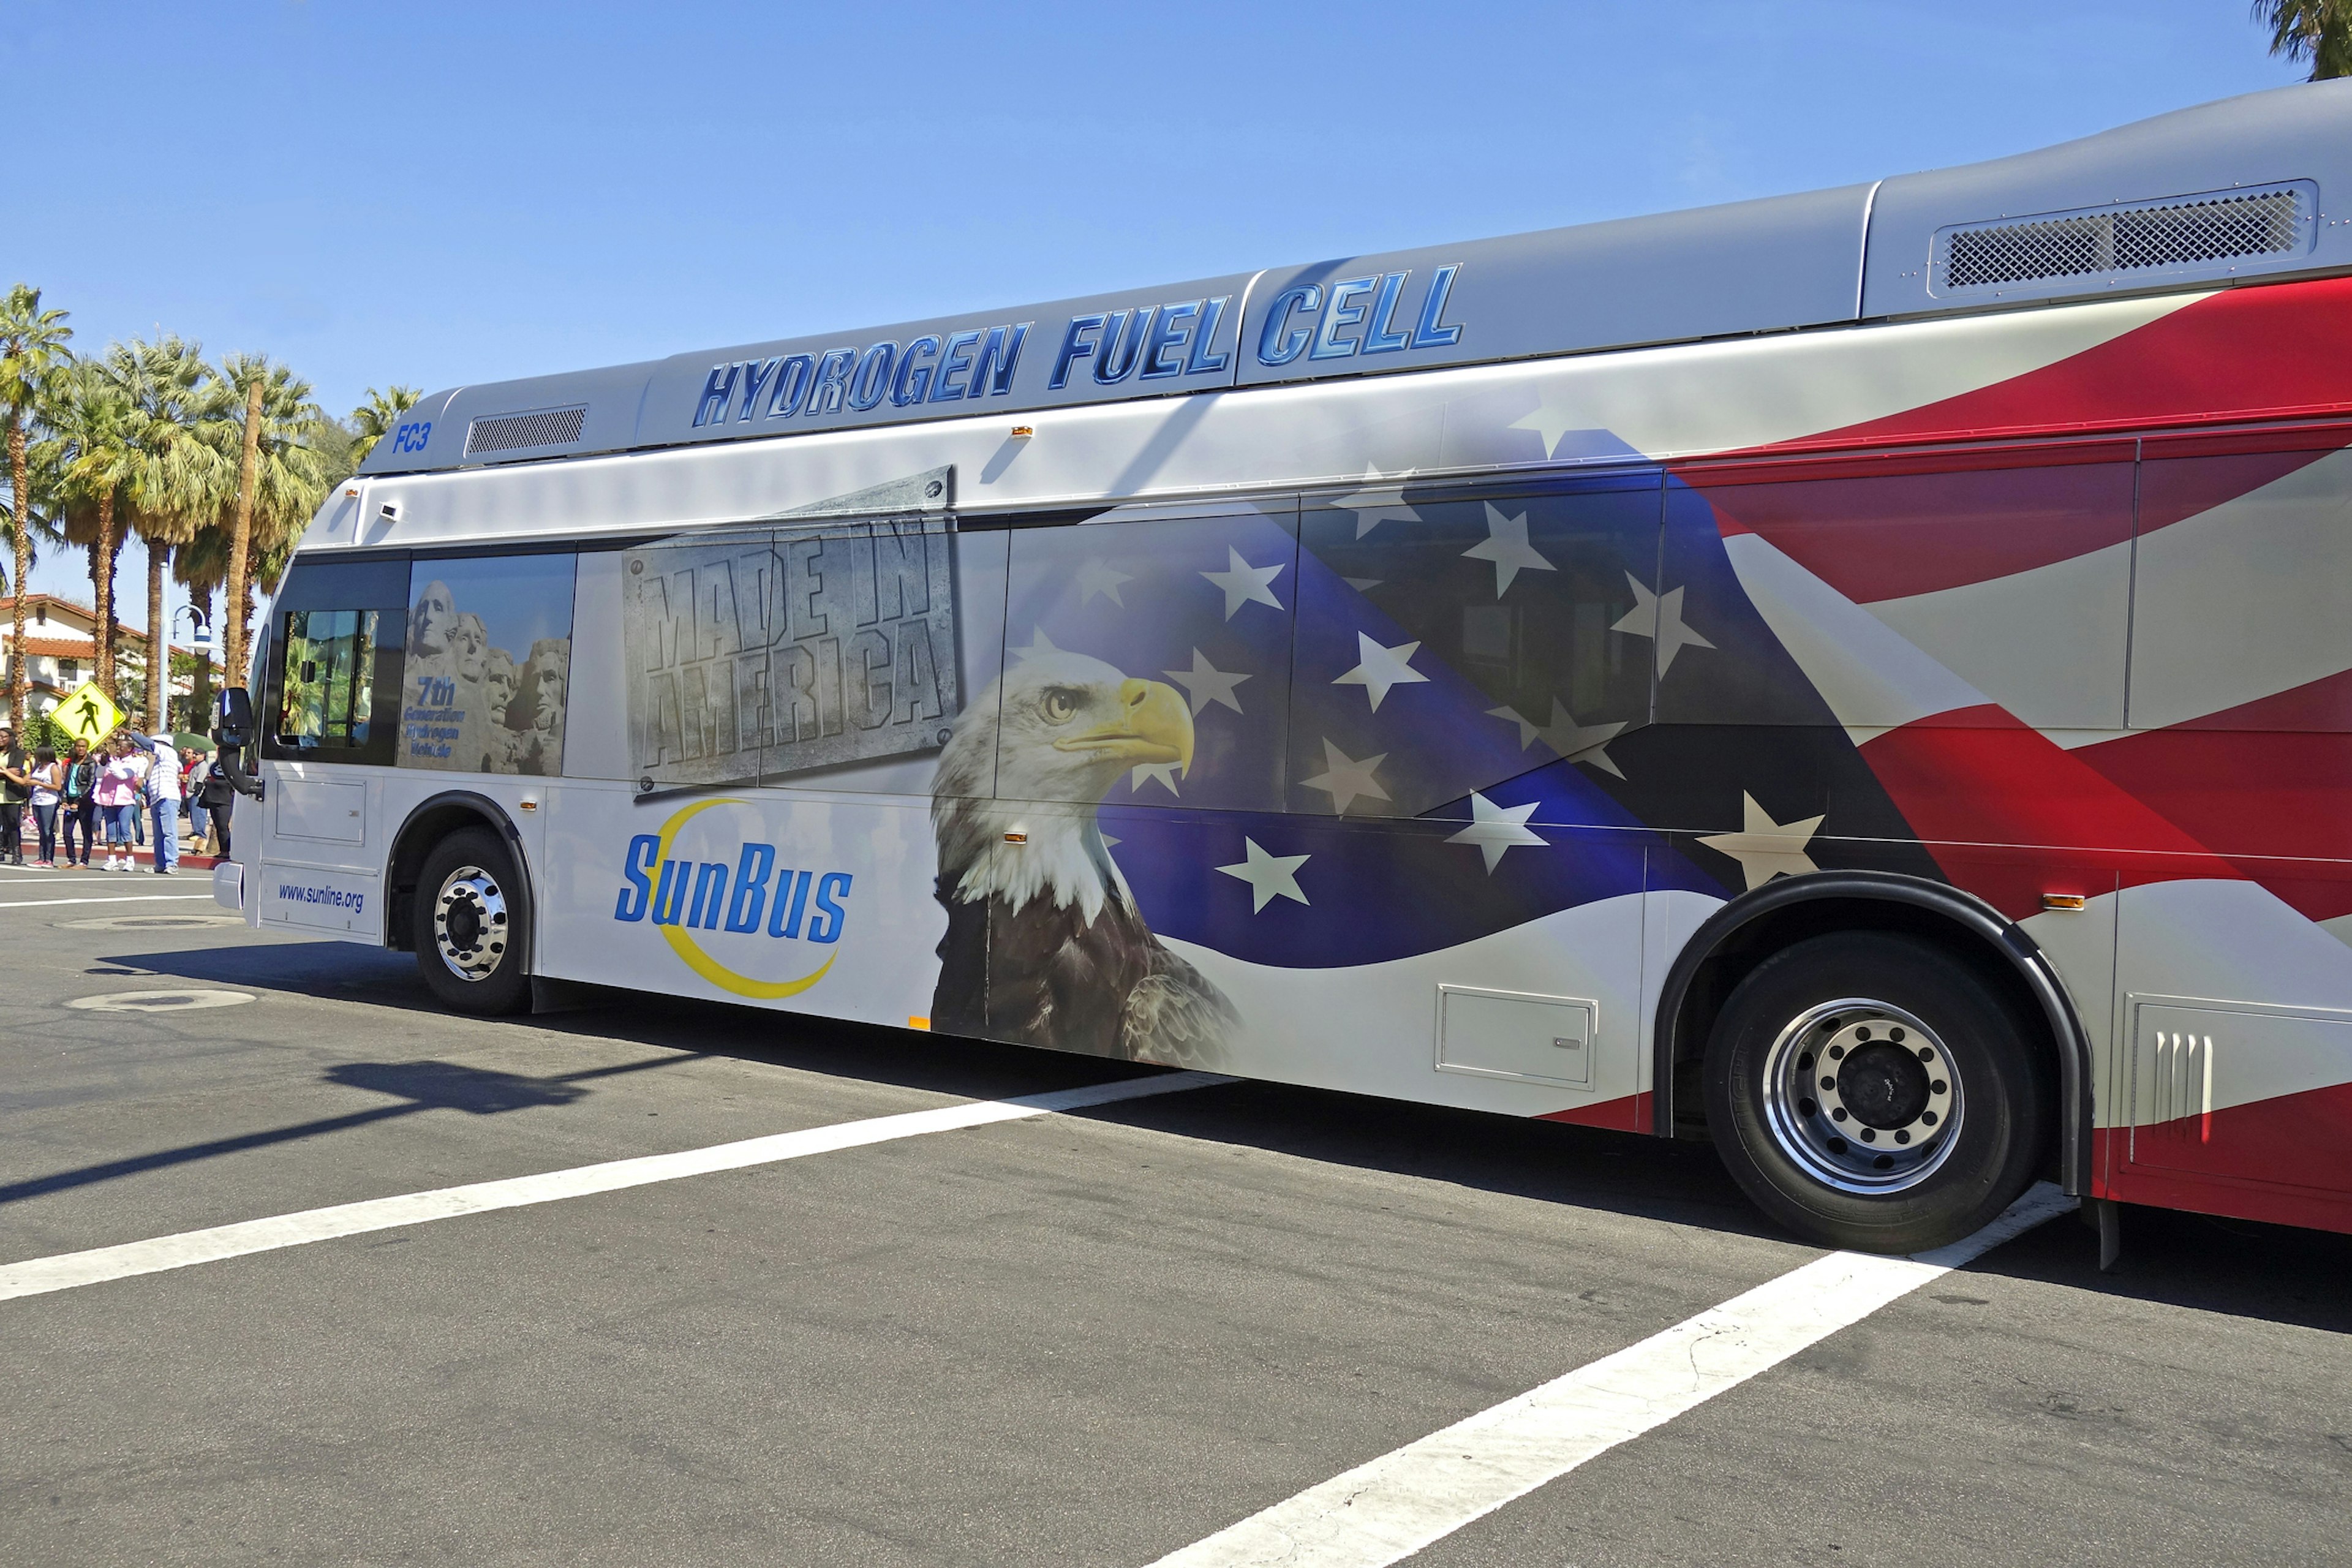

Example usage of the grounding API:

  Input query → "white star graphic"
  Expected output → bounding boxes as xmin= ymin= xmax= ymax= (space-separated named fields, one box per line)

xmin=1342 ymin=576 xmax=1382 ymax=593
xmin=1697 ymin=793 xmax=1825 ymax=891
xmin=1077 ymin=558 xmax=1133 ymax=608
xmin=1536 ymin=699 xmax=1628 ymax=779
xmin=1164 ymin=647 xmax=1250 ymax=715
xmin=1129 ymin=761 xmax=1182 ymax=796
xmin=1446 ymin=792 xmax=1548 ymax=873
xmin=1326 ymin=465 xmax=1421 ymax=539
xmin=1461 ymin=503 xmax=1556 ymax=597
xmin=1217 ymin=837 xmax=1311 ymax=913
xmin=1200 ymin=548 xmax=1286 ymax=620
xmin=1333 ymin=632 xmax=1428 ymax=712
xmin=1488 ymin=705 xmax=1542 ymax=748
xmin=1487 ymin=701 xmax=1627 ymax=777
xmin=1612 ymin=573 xmax=1716 ymax=676
xmin=1010 ymin=625 xmax=1063 ymax=665
xmin=1300 ymin=738 xmax=1390 ymax=814
xmin=1507 ymin=393 xmax=1584 ymax=458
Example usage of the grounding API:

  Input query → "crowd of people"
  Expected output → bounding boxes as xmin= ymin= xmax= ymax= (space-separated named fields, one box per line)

xmin=0 ymin=722 xmax=235 ymax=872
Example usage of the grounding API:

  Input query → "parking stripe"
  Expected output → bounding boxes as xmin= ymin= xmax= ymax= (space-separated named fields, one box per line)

xmin=1148 ymin=1184 xmax=2075 ymax=1568
xmin=0 ymin=1071 xmax=1229 ymax=1303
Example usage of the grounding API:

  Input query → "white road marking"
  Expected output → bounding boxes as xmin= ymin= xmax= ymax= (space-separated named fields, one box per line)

xmin=64 ymin=989 xmax=257 ymax=1013
xmin=0 ymin=894 xmax=217 ymax=910
xmin=0 ymin=872 xmax=176 ymax=881
xmin=0 ymin=1071 xmax=1229 ymax=1303
xmin=1148 ymin=1184 xmax=2075 ymax=1568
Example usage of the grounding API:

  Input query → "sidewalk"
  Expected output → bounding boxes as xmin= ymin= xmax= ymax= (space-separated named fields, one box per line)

xmin=118 ymin=842 xmax=222 ymax=872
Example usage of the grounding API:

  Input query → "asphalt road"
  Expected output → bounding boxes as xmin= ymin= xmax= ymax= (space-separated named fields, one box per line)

xmin=2 ymin=862 xmax=2348 ymax=1567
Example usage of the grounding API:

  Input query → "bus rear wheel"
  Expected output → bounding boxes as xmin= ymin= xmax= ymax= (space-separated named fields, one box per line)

xmin=413 ymin=826 xmax=531 ymax=1017
xmin=1702 ymin=932 xmax=2045 ymax=1254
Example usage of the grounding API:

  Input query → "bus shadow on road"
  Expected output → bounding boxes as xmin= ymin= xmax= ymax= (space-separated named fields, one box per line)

xmin=1969 ymin=1203 xmax=2352 ymax=1336
xmin=100 ymin=942 xmax=2352 ymax=1333
xmin=0 ymin=1054 xmax=681 ymax=1209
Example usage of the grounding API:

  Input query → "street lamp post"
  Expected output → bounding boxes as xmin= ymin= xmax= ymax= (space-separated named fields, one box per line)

xmin=170 ymin=605 xmax=213 ymax=734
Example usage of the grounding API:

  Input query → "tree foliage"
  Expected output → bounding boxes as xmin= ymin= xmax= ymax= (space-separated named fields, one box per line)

xmin=0 ymin=281 xmax=390 ymax=728
xmin=2255 ymin=0 xmax=2352 ymax=78
xmin=1 ymin=283 xmax=75 ymax=729
xmin=348 ymin=385 xmax=421 ymax=470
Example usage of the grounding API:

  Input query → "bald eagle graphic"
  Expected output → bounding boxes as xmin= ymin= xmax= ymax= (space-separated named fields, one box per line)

xmin=929 ymin=648 xmax=1237 ymax=1067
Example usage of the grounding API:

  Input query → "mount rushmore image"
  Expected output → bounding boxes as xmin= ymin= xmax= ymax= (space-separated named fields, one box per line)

xmin=402 ymin=564 xmax=573 ymax=777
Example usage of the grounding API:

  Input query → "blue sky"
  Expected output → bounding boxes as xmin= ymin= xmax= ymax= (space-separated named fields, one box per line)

xmin=13 ymin=0 xmax=2306 ymax=615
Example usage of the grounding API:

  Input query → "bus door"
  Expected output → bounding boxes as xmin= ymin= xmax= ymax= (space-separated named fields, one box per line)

xmin=255 ymin=554 xmax=411 ymax=940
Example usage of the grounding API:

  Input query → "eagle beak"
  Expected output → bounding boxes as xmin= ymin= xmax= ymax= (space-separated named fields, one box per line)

xmin=1055 ymin=678 xmax=1194 ymax=774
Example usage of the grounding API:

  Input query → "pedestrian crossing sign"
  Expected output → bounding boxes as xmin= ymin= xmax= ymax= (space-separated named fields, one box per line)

xmin=53 ymin=680 xmax=124 ymax=745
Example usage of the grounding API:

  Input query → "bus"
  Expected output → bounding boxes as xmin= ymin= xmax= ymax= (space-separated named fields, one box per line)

xmin=214 ymin=80 xmax=2352 ymax=1255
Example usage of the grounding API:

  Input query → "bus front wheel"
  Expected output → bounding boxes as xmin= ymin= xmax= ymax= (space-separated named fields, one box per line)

xmin=1702 ymin=932 xmax=2046 ymax=1254
xmin=413 ymin=826 xmax=532 ymax=1016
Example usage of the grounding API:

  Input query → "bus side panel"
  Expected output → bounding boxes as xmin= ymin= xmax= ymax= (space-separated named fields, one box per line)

xmin=537 ymin=781 xmax=944 ymax=1032
xmin=254 ymin=760 xmax=388 ymax=944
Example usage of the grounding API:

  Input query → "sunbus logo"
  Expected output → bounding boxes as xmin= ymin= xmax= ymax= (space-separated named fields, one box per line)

xmin=611 ymin=799 xmax=852 ymax=1000
xmin=614 ymin=837 xmax=851 ymax=943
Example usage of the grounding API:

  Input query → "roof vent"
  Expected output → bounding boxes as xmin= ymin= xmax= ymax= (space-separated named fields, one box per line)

xmin=1932 ymin=181 xmax=2315 ymax=295
xmin=464 ymin=404 xmax=587 ymax=456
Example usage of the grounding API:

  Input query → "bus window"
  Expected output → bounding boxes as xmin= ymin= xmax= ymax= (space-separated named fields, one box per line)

xmin=262 ymin=556 xmax=411 ymax=767
xmin=2132 ymin=428 xmax=2352 ymax=733
xmin=278 ymin=609 xmax=382 ymax=747
xmin=1290 ymin=470 xmax=1659 ymax=817
xmin=620 ymin=519 xmax=959 ymax=795
xmin=399 ymin=553 xmax=576 ymax=775
xmin=2092 ymin=426 xmax=2352 ymax=869
xmin=1670 ymin=443 xmax=2136 ymax=731
xmin=995 ymin=501 xmax=1297 ymax=812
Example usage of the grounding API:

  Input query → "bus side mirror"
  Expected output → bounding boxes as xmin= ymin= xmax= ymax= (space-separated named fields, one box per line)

xmin=213 ymin=688 xmax=266 ymax=802
xmin=214 ymin=687 xmax=254 ymax=750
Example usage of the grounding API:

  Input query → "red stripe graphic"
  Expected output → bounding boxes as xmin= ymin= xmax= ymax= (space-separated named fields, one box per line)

xmin=1855 ymin=705 xmax=2237 ymax=921
xmin=1691 ymin=453 xmax=2133 ymax=605
xmin=1785 ymin=276 xmax=2352 ymax=451
xmin=2094 ymin=1080 xmax=2352 ymax=1234
xmin=2073 ymin=671 xmax=2352 ymax=921
xmin=1537 ymin=1091 xmax=1649 ymax=1133
xmin=1673 ymin=279 xmax=2352 ymax=601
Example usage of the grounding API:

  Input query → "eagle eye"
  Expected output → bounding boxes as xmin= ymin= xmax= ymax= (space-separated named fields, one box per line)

xmin=1039 ymin=687 xmax=1081 ymax=725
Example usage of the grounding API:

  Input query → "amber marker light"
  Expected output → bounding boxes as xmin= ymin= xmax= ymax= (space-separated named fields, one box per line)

xmin=2041 ymin=893 xmax=2087 ymax=911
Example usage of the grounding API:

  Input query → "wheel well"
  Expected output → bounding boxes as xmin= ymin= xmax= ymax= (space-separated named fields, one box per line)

xmin=385 ymin=796 xmax=523 ymax=953
xmin=1659 ymin=883 xmax=2087 ymax=1189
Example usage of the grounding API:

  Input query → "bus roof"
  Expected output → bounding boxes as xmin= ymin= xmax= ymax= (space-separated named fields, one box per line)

xmin=362 ymin=79 xmax=2352 ymax=480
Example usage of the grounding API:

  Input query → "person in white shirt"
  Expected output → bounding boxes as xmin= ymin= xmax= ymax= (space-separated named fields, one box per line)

xmin=146 ymin=734 xmax=182 ymax=876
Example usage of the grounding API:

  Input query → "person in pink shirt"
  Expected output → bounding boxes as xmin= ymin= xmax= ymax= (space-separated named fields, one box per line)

xmin=93 ymin=733 xmax=148 ymax=873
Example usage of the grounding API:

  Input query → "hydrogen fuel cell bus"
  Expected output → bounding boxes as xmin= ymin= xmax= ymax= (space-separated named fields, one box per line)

xmin=216 ymin=80 xmax=2352 ymax=1253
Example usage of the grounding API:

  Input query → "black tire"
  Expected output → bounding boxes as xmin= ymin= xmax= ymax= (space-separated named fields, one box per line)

xmin=413 ymin=826 xmax=532 ymax=1016
xmin=1703 ymin=932 xmax=2046 ymax=1253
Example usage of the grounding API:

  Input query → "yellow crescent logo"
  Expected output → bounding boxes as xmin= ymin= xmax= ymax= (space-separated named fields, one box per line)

xmin=651 ymin=798 xmax=837 ymax=1000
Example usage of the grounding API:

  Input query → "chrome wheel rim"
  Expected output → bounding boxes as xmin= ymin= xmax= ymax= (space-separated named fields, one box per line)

xmin=1760 ymin=997 xmax=1962 ymax=1194
xmin=432 ymin=864 xmax=510 ymax=982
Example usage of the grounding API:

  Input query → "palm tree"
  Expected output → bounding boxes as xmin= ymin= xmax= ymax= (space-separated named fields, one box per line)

xmin=349 ymin=385 xmax=421 ymax=469
xmin=206 ymin=353 xmax=329 ymax=690
xmin=2255 ymin=0 xmax=2352 ymax=77
xmin=177 ymin=488 xmax=301 ymax=729
xmin=47 ymin=357 xmax=143 ymax=698
xmin=0 ymin=433 xmax=66 ymax=596
xmin=104 ymin=337 xmax=224 ymax=733
xmin=0 ymin=284 xmax=74 ymax=729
